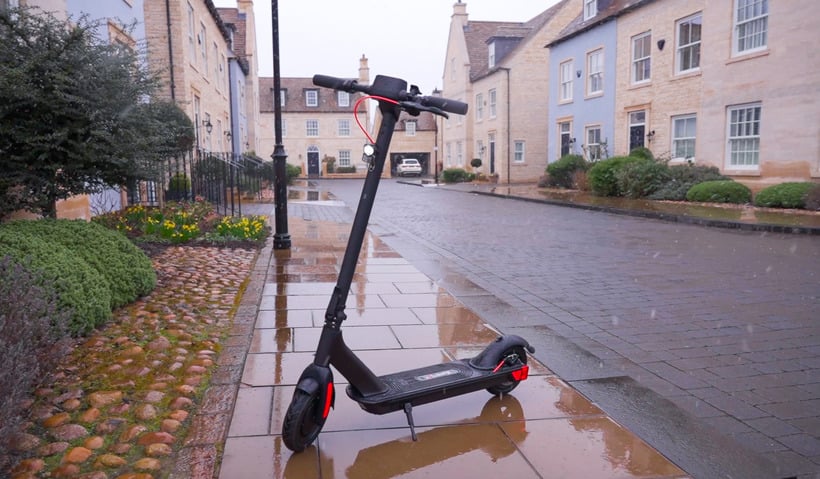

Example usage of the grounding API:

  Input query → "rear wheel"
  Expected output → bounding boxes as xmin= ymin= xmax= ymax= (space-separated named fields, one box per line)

xmin=486 ymin=347 xmax=527 ymax=396
xmin=282 ymin=389 xmax=323 ymax=452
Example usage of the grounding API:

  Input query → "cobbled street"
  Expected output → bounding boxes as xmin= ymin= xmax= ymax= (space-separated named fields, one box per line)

xmin=316 ymin=178 xmax=820 ymax=479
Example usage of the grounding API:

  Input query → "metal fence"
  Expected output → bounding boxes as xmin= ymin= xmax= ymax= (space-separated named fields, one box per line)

xmin=127 ymin=149 xmax=269 ymax=217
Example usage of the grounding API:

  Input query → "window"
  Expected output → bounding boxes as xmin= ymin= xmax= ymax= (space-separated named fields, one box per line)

xmin=585 ymin=126 xmax=602 ymax=161
xmin=677 ymin=14 xmax=702 ymax=73
xmin=631 ymin=32 xmax=651 ymax=83
xmin=337 ymin=119 xmax=350 ymax=136
xmin=727 ymin=103 xmax=761 ymax=168
xmin=219 ymin=54 xmax=226 ymax=90
xmin=734 ymin=0 xmax=767 ymax=54
xmin=193 ymin=94 xmax=201 ymax=146
xmin=672 ymin=114 xmax=697 ymax=160
xmin=337 ymin=91 xmax=350 ymax=107
xmin=405 ymin=120 xmax=417 ymax=136
xmin=514 ymin=141 xmax=525 ymax=163
xmin=187 ymin=3 xmax=195 ymax=63
xmin=584 ymin=0 xmax=597 ymax=21
xmin=200 ymin=23 xmax=207 ymax=71
xmin=451 ymin=58 xmax=456 ymax=80
xmin=306 ymin=119 xmax=319 ymax=137
xmin=628 ymin=110 xmax=646 ymax=151
xmin=457 ymin=141 xmax=463 ymax=165
xmin=488 ymin=42 xmax=496 ymax=68
xmin=306 ymin=89 xmax=318 ymax=107
xmin=280 ymin=90 xmax=286 ymax=107
xmin=338 ymin=150 xmax=351 ymax=167
xmin=489 ymin=89 xmax=497 ymax=118
xmin=213 ymin=42 xmax=219 ymax=83
xmin=475 ymin=93 xmax=484 ymax=120
xmin=587 ymin=49 xmax=603 ymax=95
xmin=281 ymin=119 xmax=287 ymax=137
xmin=560 ymin=60 xmax=573 ymax=102
xmin=559 ymin=121 xmax=572 ymax=157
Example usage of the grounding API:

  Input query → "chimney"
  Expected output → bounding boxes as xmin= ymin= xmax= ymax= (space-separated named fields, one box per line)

xmin=358 ymin=54 xmax=370 ymax=85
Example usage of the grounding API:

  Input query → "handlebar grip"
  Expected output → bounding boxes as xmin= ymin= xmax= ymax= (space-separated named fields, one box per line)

xmin=313 ymin=74 xmax=359 ymax=92
xmin=420 ymin=96 xmax=468 ymax=115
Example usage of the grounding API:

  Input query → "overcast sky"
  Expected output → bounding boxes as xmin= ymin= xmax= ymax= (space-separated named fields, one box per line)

xmin=212 ymin=0 xmax=560 ymax=95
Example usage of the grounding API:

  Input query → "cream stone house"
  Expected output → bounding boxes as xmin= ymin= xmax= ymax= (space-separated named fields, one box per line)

xmin=441 ymin=0 xmax=578 ymax=183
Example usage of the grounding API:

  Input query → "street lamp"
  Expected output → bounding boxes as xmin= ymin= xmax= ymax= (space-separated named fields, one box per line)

xmin=271 ymin=0 xmax=290 ymax=249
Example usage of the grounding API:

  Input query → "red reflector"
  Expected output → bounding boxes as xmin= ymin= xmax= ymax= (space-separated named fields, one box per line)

xmin=511 ymin=365 xmax=529 ymax=381
xmin=322 ymin=383 xmax=334 ymax=419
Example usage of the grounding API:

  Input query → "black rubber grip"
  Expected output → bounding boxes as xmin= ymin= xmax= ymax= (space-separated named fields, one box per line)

xmin=421 ymin=96 xmax=468 ymax=115
xmin=313 ymin=74 xmax=356 ymax=91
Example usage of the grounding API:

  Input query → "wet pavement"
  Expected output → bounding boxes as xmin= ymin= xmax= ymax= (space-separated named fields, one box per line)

xmin=283 ymin=179 xmax=819 ymax=479
xmin=219 ymin=192 xmax=691 ymax=478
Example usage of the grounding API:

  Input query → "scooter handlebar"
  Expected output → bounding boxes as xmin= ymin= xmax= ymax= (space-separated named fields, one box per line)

xmin=312 ymin=73 xmax=468 ymax=116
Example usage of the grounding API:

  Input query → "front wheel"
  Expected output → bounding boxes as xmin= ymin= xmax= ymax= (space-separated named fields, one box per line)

xmin=486 ymin=347 xmax=527 ymax=396
xmin=282 ymin=389 xmax=324 ymax=452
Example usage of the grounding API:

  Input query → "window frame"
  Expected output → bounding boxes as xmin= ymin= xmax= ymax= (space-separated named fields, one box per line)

xmin=726 ymin=103 xmax=762 ymax=169
xmin=584 ymin=125 xmax=603 ymax=162
xmin=676 ymin=13 xmax=702 ymax=74
xmin=514 ymin=141 xmax=525 ymax=163
xmin=187 ymin=3 xmax=196 ymax=64
xmin=337 ymin=119 xmax=350 ymax=137
xmin=559 ymin=60 xmax=573 ymax=102
xmin=305 ymin=119 xmax=319 ymax=137
xmin=199 ymin=22 xmax=207 ymax=71
xmin=489 ymin=89 xmax=497 ymax=118
xmin=559 ymin=121 xmax=573 ymax=157
xmin=305 ymin=89 xmax=318 ymax=107
xmin=587 ymin=49 xmax=603 ymax=96
xmin=583 ymin=0 xmax=597 ymax=21
xmin=733 ymin=0 xmax=768 ymax=55
xmin=338 ymin=150 xmax=352 ymax=167
xmin=488 ymin=42 xmax=496 ymax=68
xmin=671 ymin=114 xmax=697 ymax=161
xmin=337 ymin=91 xmax=350 ymax=107
xmin=405 ymin=120 xmax=417 ymax=137
xmin=631 ymin=31 xmax=652 ymax=84
xmin=475 ymin=93 xmax=484 ymax=121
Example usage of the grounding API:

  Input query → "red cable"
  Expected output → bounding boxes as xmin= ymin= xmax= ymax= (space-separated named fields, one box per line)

xmin=353 ymin=95 xmax=399 ymax=144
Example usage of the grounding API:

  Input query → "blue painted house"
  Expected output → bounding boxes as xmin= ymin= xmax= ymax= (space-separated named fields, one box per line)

xmin=547 ymin=0 xmax=645 ymax=163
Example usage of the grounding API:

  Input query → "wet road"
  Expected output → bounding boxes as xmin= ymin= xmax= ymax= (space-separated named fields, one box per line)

xmin=318 ymin=178 xmax=820 ymax=479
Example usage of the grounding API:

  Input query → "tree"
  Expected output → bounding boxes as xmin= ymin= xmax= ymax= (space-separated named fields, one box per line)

xmin=0 ymin=7 xmax=192 ymax=218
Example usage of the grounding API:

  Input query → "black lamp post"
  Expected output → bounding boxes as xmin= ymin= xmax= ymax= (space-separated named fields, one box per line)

xmin=271 ymin=0 xmax=290 ymax=249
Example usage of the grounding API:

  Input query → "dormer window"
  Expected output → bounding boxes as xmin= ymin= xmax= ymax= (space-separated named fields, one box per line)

xmin=488 ymin=42 xmax=496 ymax=68
xmin=584 ymin=0 xmax=597 ymax=21
xmin=306 ymin=89 xmax=318 ymax=107
xmin=337 ymin=91 xmax=350 ymax=107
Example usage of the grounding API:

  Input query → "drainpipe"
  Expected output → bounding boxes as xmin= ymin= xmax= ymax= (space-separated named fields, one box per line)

xmin=165 ymin=0 xmax=176 ymax=100
xmin=499 ymin=67 xmax=511 ymax=185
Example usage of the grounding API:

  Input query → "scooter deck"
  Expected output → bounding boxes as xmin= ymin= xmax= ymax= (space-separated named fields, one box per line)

xmin=345 ymin=359 xmax=523 ymax=415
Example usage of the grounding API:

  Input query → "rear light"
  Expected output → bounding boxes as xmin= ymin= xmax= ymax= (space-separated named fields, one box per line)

xmin=511 ymin=365 xmax=529 ymax=381
xmin=322 ymin=383 xmax=334 ymax=418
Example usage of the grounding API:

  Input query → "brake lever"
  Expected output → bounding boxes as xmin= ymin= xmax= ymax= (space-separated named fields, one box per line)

xmin=398 ymin=101 xmax=450 ymax=119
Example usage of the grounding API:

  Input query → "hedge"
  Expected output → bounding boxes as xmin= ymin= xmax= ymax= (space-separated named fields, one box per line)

xmin=588 ymin=156 xmax=648 ymax=196
xmin=686 ymin=180 xmax=751 ymax=204
xmin=753 ymin=182 xmax=816 ymax=209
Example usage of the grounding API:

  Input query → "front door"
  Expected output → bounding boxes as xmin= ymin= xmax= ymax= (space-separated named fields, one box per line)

xmin=488 ymin=133 xmax=496 ymax=174
xmin=307 ymin=149 xmax=320 ymax=177
xmin=628 ymin=110 xmax=646 ymax=152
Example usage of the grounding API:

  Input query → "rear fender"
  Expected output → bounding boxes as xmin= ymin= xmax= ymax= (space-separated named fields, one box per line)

xmin=469 ymin=335 xmax=535 ymax=370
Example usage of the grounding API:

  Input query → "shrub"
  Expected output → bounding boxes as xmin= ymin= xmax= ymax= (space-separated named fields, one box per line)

xmin=629 ymin=147 xmax=654 ymax=161
xmin=167 ymin=173 xmax=191 ymax=201
xmin=753 ymin=182 xmax=816 ymax=209
xmin=546 ymin=154 xmax=587 ymax=188
xmin=686 ymin=180 xmax=751 ymax=204
xmin=0 ymin=228 xmax=111 ymax=334
xmin=615 ymin=160 xmax=671 ymax=198
xmin=7 ymin=219 xmax=156 ymax=308
xmin=588 ymin=156 xmax=647 ymax=196
xmin=441 ymin=168 xmax=471 ymax=183
xmin=805 ymin=184 xmax=820 ymax=211
xmin=649 ymin=163 xmax=728 ymax=201
xmin=286 ymin=163 xmax=302 ymax=183
xmin=470 ymin=158 xmax=482 ymax=169
xmin=0 ymin=256 xmax=72 ymax=471
xmin=335 ymin=166 xmax=357 ymax=174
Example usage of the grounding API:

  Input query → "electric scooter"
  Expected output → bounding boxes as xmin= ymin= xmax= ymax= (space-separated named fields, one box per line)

xmin=282 ymin=73 xmax=534 ymax=452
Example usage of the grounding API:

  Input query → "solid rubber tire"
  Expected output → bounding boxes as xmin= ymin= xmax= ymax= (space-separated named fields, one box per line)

xmin=282 ymin=389 xmax=323 ymax=452
xmin=486 ymin=346 xmax=527 ymax=396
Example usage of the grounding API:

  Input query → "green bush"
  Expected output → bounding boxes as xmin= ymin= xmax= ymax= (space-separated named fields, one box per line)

xmin=7 ymin=219 xmax=156 ymax=308
xmin=0 ymin=256 xmax=72 ymax=469
xmin=753 ymin=182 xmax=816 ymax=209
xmin=441 ymin=168 xmax=472 ymax=183
xmin=0 ymin=228 xmax=111 ymax=335
xmin=615 ymin=160 xmax=672 ymax=198
xmin=588 ymin=156 xmax=647 ymax=196
xmin=649 ymin=163 xmax=728 ymax=200
xmin=335 ymin=166 xmax=357 ymax=174
xmin=546 ymin=154 xmax=587 ymax=188
xmin=629 ymin=147 xmax=654 ymax=161
xmin=686 ymin=180 xmax=751 ymax=204
xmin=286 ymin=163 xmax=302 ymax=183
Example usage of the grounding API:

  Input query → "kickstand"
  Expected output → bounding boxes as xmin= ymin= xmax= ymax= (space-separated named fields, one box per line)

xmin=403 ymin=403 xmax=418 ymax=441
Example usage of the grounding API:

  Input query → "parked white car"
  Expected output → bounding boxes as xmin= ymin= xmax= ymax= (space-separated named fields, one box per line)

xmin=396 ymin=158 xmax=422 ymax=177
